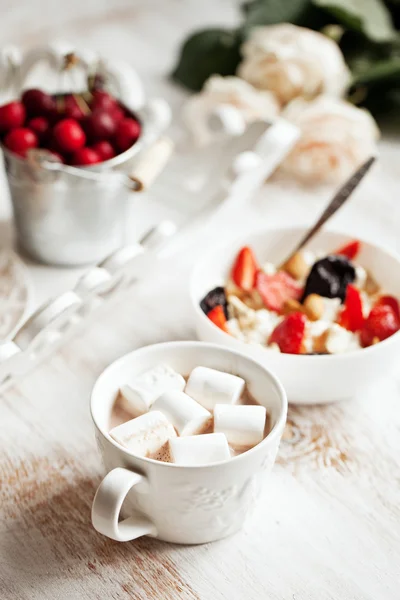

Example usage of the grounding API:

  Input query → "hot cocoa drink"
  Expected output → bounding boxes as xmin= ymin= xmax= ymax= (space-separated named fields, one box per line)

xmin=109 ymin=364 xmax=270 ymax=466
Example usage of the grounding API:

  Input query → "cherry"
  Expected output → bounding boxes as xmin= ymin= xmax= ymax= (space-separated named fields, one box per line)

xmin=53 ymin=118 xmax=86 ymax=152
xmin=109 ymin=106 xmax=125 ymax=123
xmin=114 ymin=118 xmax=141 ymax=152
xmin=27 ymin=116 xmax=49 ymax=142
xmin=84 ymin=110 xmax=117 ymax=142
xmin=0 ymin=101 xmax=25 ymax=132
xmin=64 ymin=95 xmax=86 ymax=120
xmin=90 ymin=90 xmax=118 ymax=112
xmin=22 ymin=89 xmax=56 ymax=117
xmin=91 ymin=140 xmax=116 ymax=161
xmin=4 ymin=128 xmax=38 ymax=156
xmin=71 ymin=147 xmax=101 ymax=166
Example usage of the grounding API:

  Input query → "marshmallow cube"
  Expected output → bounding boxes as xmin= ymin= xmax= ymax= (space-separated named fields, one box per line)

xmin=120 ymin=364 xmax=185 ymax=416
xmin=185 ymin=366 xmax=245 ymax=411
xmin=214 ymin=404 xmax=266 ymax=449
xmin=169 ymin=433 xmax=230 ymax=466
xmin=110 ymin=410 xmax=177 ymax=457
xmin=151 ymin=390 xmax=211 ymax=436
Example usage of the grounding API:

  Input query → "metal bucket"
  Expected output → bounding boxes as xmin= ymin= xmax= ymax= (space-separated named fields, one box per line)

xmin=3 ymin=99 xmax=171 ymax=266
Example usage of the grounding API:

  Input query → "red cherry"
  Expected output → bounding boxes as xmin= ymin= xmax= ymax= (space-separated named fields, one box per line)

xmin=90 ymin=90 xmax=118 ymax=112
xmin=53 ymin=118 xmax=86 ymax=152
xmin=27 ymin=116 xmax=49 ymax=142
xmin=4 ymin=127 xmax=38 ymax=156
xmin=22 ymin=89 xmax=56 ymax=117
xmin=0 ymin=101 xmax=25 ymax=132
xmin=91 ymin=140 xmax=116 ymax=161
xmin=64 ymin=95 xmax=86 ymax=120
xmin=114 ymin=118 xmax=141 ymax=152
xmin=109 ymin=106 xmax=125 ymax=123
xmin=84 ymin=110 xmax=117 ymax=142
xmin=71 ymin=147 xmax=101 ymax=166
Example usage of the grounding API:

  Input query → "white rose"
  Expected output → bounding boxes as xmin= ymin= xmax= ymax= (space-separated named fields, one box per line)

xmin=280 ymin=96 xmax=379 ymax=184
xmin=238 ymin=24 xmax=350 ymax=105
xmin=183 ymin=75 xmax=280 ymax=146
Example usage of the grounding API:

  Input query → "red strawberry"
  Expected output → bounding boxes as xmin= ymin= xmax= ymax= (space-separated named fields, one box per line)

xmin=338 ymin=284 xmax=364 ymax=332
xmin=375 ymin=295 xmax=400 ymax=320
xmin=256 ymin=271 xmax=303 ymax=312
xmin=207 ymin=305 xmax=228 ymax=332
xmin=360 ymin=304 xmax=400 ymax=347
xmin=269 ymin=312 xmax=306 ymax=354
xmin=231 ymin=246 xmax=259 ymax=291
xmin=334 ymin=240 xmax=361 ymax=261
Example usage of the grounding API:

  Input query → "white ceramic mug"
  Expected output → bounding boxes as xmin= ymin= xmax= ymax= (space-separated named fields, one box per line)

xmin=90 ymin=341 xmax=287 ymax=544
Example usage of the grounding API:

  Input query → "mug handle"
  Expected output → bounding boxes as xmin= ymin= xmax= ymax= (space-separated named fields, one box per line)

xmin=91 ymin=467 xmax=157 ymax=542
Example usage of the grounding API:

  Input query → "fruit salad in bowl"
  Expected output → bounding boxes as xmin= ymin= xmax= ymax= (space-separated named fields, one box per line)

xmin=201 ymin=239 xmax=400 ymax=355
xmin=191 ymin=228 xmax=400 ymax=404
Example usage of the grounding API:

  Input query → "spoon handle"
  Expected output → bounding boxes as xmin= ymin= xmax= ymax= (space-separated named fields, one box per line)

xmin=280 ymin=156 xmax=376 ymax=265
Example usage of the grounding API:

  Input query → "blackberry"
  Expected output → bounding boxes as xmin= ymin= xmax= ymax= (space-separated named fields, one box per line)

xmin=302 ymin=255 xmax=355 ymax=303
xmin=200 ymin=286 xmax=228 ymax=318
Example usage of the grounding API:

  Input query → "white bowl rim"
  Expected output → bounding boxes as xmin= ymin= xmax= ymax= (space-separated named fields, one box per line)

xmin=90 ymin=340 xmax=288 ymax=469
xmin=190 ymin=225 xmax=400 ymax=361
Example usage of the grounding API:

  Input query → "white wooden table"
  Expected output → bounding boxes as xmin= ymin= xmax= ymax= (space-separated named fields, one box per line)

xmin=1 ymin=2 xmax=400 ymax=599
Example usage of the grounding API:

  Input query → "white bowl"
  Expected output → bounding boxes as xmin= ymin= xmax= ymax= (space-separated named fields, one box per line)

xmin=191 ymin=227 xmax=400 ymax=405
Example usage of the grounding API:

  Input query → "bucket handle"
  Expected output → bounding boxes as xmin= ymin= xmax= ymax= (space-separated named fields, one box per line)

xmin=128 ymin=137 xmax=173 ymax=191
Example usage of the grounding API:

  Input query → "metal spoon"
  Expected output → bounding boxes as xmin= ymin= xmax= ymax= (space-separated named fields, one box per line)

xmin=279 ymin=156 xmax=376 ymax=268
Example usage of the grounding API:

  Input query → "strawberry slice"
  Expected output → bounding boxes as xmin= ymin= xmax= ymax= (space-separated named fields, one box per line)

xmin=269 ymin=312 xmax=306 ymax=354
xmin=231 ymin=246 xmax=259 ymax=291
xmin=207 ymin=305 xmax=228 ymax=332
xmin=338 ymin=284 xmax=364 ymax=332
xmin=375 ymin=295 xmax=400 ymax=320
xmin=334 ymin=240 xmax=361 ymax=261
xmin=360 ymin=304 xmax=400 ymax=347
xmin=256 ymin=271 xmax=303 ymax=312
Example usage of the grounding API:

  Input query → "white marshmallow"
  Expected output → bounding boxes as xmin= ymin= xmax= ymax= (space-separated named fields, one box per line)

xmin=226 ymin=318 xmax=246 ymax=341
xmin=185 ymin=366 xmax=245 ymax=411
xmin=302 ymin=250 xmax=316 ymax=267
xmin=355 ymin=265 xmax=367 ymax=289
xmin=169 ymin=433 xmax=230 ymax=465
xmin=360 ymin=291 xmax=372 ymax=318
xmin=214 ymin=404 xmax=266 ymax=449
xmin=324 ymin=324 xmax=360 ymax=354
xmin=321 ymin=297 xmax=341 ymax=322
xmin=120 ymin=364 xmax=185 ymax=416
xmin=268 ymin=342 xmax=281 ymax=352
xmin=110 ymin=410 xmax=177 ymax=457
xmin=303 ymin=319 xmax=329 ymax=352
xmin=252 ymin=309 xmax=281 ymax=338
xmin=262 ymin=261 xmax=277 ymax=276
xmin=151 ymin=390 xmax=211 ymax=436
xmin=226 ymin=306 xmax=281 ymax=346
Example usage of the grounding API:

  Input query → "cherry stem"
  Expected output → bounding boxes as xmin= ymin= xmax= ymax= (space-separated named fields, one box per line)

xmin=73 ymin=93 xmax=91 ymax=115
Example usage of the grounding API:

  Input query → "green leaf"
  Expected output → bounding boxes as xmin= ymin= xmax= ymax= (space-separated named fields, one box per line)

xmin=171 ymin=29 xmax=242 ymax=91
xmin=312 ymin=0 xmax=397 ymax=42
xmin=352 ymin=57 xmax=400 ymax=84
xmin=241 ymin=0 xmax=312 ymax=27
